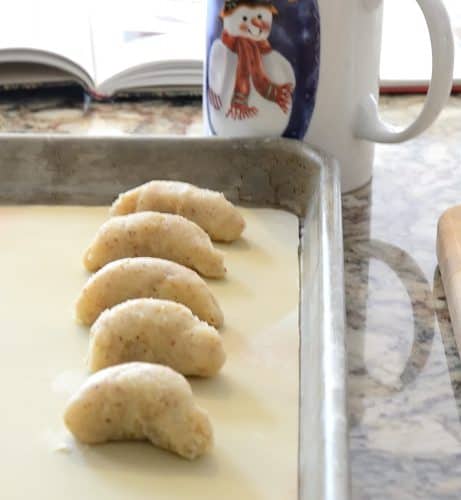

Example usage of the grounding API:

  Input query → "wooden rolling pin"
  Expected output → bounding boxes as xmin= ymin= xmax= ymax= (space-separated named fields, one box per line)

xmin=437 ymin=205 xmax=461 ymax=345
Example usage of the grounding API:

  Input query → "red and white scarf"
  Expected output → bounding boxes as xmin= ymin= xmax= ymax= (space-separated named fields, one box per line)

xmin=222 ymin=30 xmax=284 ymax=106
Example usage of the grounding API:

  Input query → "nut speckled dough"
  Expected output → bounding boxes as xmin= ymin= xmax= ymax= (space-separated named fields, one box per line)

xmin=88 ymin=299 xmax=226 ymax=376
xmin=110 ymin=180 xmax=245 ymax=242
xmin=83 ymin=212 xmax=225 ymax=278
xmin=75 ymin=257 xmax=224 ymax=327
xmin=64 ymin=362 xmax=213 ymax=459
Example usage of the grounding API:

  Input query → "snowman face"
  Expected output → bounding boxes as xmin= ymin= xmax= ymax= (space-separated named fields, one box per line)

xmin=223 ymin=6 xmax=273 ymax=42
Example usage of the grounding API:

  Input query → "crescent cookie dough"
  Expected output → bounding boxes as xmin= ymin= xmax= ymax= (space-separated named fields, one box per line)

xmin=64 ymin=362 xmax=213 ymax=459
xmin=87 ymin=299 xmax=226 ymax=377
xmin=75 ymin=257 xmax=224 ymax=327
xmin=110 ymin=180 xmax=245 ymax=242
xmin=83 ymin=212 xmax=226 ymax=278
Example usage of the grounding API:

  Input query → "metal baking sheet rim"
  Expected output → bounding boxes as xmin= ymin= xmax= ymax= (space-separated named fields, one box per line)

xmin=0 ymin=134 xmax=349 ymax=500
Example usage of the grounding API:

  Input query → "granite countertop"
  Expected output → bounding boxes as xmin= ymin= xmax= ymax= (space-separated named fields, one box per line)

xmin=1 ymin=92 xmax=461 ymax=499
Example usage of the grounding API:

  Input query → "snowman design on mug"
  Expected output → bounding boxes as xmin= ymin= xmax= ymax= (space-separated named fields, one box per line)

xmin=208 ymin=0 xmax=296 ymax=136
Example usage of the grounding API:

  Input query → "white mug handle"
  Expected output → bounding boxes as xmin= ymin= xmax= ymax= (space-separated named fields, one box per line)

xmin=355 ymin=0 xmax=454 ymax=144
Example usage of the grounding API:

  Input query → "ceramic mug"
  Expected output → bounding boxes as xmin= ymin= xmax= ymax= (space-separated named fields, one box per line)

xmin=204 ymin=0 xmax=454 ymax=192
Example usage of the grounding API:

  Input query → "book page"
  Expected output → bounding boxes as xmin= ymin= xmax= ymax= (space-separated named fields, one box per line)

xmin=380 ymin=0 xmax=461 ymax=89
xmin=0 ymin=0 xmax=94 ymax=85
xmin=91 ymin=0 xmax=203 ymax=93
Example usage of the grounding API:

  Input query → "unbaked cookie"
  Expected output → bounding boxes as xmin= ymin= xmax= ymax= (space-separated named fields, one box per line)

xmin=110 ymin=180 xmax=245 ymax=242
xmin=76 ymin=257 xmax=223 ymax=327
xmin=83 ymin=212 xmax=225 ymax=278
xmin=64 ymin=362 xmax=213 ymax=459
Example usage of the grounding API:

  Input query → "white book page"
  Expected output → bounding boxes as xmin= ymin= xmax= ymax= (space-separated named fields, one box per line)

xmin=0 ymin=0 xmax=94 ymax=85
xmin=380 ymin=0 xmax=461 ymax=88
xmin=91 ymin=0 xmax=203 ymax=92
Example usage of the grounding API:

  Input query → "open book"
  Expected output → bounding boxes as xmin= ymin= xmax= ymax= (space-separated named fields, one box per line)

xmin=0 ymin=0 xmax=459 ymax=97
xmin=0 ymin=0 xmax=204 ymax=97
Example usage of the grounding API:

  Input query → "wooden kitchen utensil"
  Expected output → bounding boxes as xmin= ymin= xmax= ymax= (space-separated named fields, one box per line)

xmin=437 ymin=205 xmax=461 ymax=346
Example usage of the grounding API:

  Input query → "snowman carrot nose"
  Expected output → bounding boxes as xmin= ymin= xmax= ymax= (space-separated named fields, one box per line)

xmin=251 ymin=17 xmax=268 ymax=30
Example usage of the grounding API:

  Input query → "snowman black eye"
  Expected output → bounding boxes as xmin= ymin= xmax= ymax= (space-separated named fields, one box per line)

xmin=242 ymin=15 xmax=248 ymax=21
xmin=257 ymin=14 xmax=262 ymax=19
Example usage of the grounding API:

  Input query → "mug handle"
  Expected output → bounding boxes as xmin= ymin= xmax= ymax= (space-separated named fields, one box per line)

xmin=355 ymin=0 xmax=454 ymax=143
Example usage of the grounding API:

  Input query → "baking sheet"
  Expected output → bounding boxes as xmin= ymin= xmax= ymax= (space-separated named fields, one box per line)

xmin=0 ymin=135 xmax=348 ymax=500
xmin=0 ymin=205 xmax=299 ymax=500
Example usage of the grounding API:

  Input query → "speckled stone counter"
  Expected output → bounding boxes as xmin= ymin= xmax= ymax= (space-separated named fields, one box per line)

xmin=1 ymin=92 xmax=460 ymax=499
